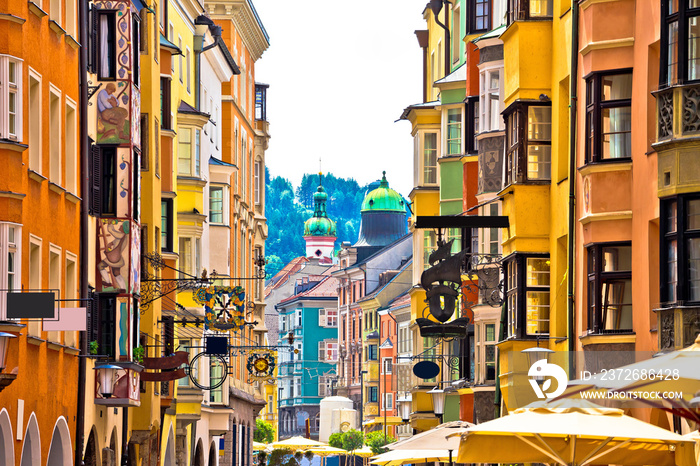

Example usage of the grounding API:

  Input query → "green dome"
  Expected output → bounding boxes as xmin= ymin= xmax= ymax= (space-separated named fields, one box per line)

xmin=304 ymin=216 xmax=337 ymax=237
xmin=303 ymin=174 xmax=337 ymax=237
xmin=361 ymin=172 xmax=406 ymax=213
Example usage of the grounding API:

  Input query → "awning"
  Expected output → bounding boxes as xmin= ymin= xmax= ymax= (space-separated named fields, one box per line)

xmin=472 ymin=24 xmax=506 ymax=44
xmin=160 ymin=34 xmax=182 ymax=55
xmin=363 ymin=416 xmax=404 ymax=427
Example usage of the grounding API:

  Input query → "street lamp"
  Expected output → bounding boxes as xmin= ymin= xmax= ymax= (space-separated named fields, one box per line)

xmin=94 ymin=364 xmax=121 ymax=398
xmin=0 ymin=332 xmax=17 ymax=372
xmin=397 ymin=394 xmax=411 ymax=423
xmin=428 ymin=386 xmax=445 ymax=423
xmin=521 ymin=347 xmax=554 ymax=382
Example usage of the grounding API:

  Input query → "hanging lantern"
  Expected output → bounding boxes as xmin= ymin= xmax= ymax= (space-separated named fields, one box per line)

xmin=0 ymin=332 xmax=17 ymax=372
xmin=521 ymin=347 xmax=554 ymax=382
xmin=94 ymin=364 xmax=121 ymax=398
xmin=428 ymin=386 xmax=445 ymax=416
xmin=397 ymin=396 xmax=412 ymax=423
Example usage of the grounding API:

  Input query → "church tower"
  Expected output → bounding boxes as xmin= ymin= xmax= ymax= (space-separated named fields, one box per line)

xmin=303 ymin=174 xmax=337 ymax=262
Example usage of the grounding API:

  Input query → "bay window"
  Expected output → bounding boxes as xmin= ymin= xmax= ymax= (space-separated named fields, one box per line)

xmin=661 ymin=0 xmax=700 ymax=87
xmin=446 ymin=108 xmax=462 ymax=155
xmin=661 ymin=196 xmax=700 ymax=304
xmin=585 ymin=71 xmax=632 ymax=162
xmin=480 ymin=68 xmax=503 ymax=134
xmin=505 ymin=254 xmax=550 ymax=338
xmin=209 ymin=185 xmax=225 ymax=224
xmin=508 ymin=0 xmax=552 ymax=22
xmin=587 ymin=243 xmax=633 ymax=333
xmin=465 ymin=97 xmax=479 ymax=154
xmin=177 ymin=128 xmax=201 ymax=176
xmin=0 ymin=56 xmax=22 ymax=141
xmin=424 ymin=132 xmax=438 ymax=184
xmin=0 ymin=223 xmax=22 ymax=320
xmin=505 ymin=102 xmax=551 ymax=185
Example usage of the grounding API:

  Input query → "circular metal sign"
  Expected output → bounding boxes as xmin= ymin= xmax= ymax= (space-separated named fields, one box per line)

xmin=413 ymin=361 xmax=440 ymax=380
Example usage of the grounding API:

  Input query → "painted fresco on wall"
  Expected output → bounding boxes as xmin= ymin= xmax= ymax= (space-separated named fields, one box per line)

xmin=94 ymin=0 xmax=133 ymax=145
xmin=96 ymin=82 xmax=131 ymax=144
xmin=98 ymin=219 xmax=130 ymax=292
xmin=130 ymin=222 xmax=140 ymax=294
xmin=117 ymin=147 xmax=131 ymax=217
xmin=131 ymin=85 xmax=140 ymax=147
xmin=117 ymin=296 xmax=130 ymax=358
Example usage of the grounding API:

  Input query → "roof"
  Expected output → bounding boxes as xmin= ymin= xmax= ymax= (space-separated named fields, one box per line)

xmin=388 ymin=291 xmax=411 ymax=309
xmin=209 ymin=156 xmax=236 ymax=167
xmin=264 ymin=257 xmax=309 ymax=297
xmin=434 ymin=63 xmax=466 ymax=85
xmin=358 ymin=258 xmax=412 ymax=303
xmin=246 ymin=0 xmax=270 ymax=44
xmin=277 ymin=274 xmax=339 ymax=306
xmin=160 ymin=34 xmax=182 ymax=55
xmin=178 ymin=100 xmax=210 ymax=117
xmin=361 ymin=172 xmax=406 ymax=213
xmin=217 ymin=38 xmax=241 ymax=75
xmin=398 ymin=100 xmax=440 ymax=120
xmin=472 ymin=24 xmax=506 ymax=44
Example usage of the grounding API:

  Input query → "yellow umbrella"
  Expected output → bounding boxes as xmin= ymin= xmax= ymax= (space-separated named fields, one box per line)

xmin=304 ymin=446 xmax=347 ymax=457
xmin=387 ymin=421 xmax=472 ymax=451
xmin=683 ymin=431 xmax=700 ymax=466
xmin=270 ymin=436 xmax=326 ymax=451
xmin=253 ymin=442 xmax=268 ymax=452
xmin=456 ymin=399 xmax=696 ymax=466
xmin=353 ymin=446 xmax=375 ymax=458
xmin=370 ymin=449 xmax=450 ymax=466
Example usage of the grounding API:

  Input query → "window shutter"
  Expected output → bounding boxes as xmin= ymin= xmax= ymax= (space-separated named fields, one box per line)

xmin=318 ymin=341 xmax=325 ymax=361
xmin=90 ymin=144 xmax=101 ymax=216
xmin=162 ymin=315 xmax=174 ymax=356
xmin=319 ymin=308 xmax=326 ymax=327
xmin=87 ymin=292 xmax=99 ymax=343
xmin=140 ymin=114 xmax=149 ymax=170
xmin=88 ymin=5 xmax=98 ymax=72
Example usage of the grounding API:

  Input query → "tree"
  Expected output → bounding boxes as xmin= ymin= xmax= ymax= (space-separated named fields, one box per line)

xmin=268 ymin=449 xmax=292 ymax=466
xmin=341 ymin=429 xmax=365 ymax=452
xmin=365 ymin=431 xmax=396 ymax=454
xmin=254 ymin=418 xmax=275 ymax=444
xmin=328 ymin=432 xmax=344 ymax=449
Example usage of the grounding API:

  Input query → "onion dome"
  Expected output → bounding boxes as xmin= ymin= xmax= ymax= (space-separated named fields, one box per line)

xmin=361 ymin=172 xmax=406 ymax=213
xmin=303 ymin=174 xmax=337 ymax=237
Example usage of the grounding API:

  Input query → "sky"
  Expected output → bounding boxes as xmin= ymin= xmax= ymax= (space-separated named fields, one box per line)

xmin=253 ymin=0 xmax=430 ymax=198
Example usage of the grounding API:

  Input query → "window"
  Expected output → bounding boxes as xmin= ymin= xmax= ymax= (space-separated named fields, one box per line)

xmin=327 ymin=307 xmax=338 ymax=327
xmin=480 ymin=69 xmax=502 ymax=133
xmin=452 ymin=6 xmax=461 ymax=64
xmin=661 ymin=197 xmax=700 ymax=304
xmin=159 ymin=0 xmax=166 ymax=31
xmin=508 ymin=0 xmax=552 ymax=22
xmin=255 ymin=84 xmax=267 ymax=121
xmin=319 ymin=340 xmax=338 ymax=362
xmin=179 ymin=237 xmax=192 ymax=278
xmin=661 ymin=0 xmax=700 ymax=86
xmin=178 ymin=36 xmax=183 ymax=82
xmin=470 ymin=0 xmax=490 ymax=32
xmin=398 ymin=324 xmax=412 ymax=354
xmin=367 ymin=344 xmax=378 ymax=361
xmin=423 ymin=230 xmax=436 ymax=270
xmin=587 ymin=244 xmax=632 ymax=333
xmin=0 ymin=223 xmax=22 ymax=320
xmin=160 ymin=77 xmax=171 ymax=129
xmin=132 ymin=15 xmax=140 ymax=86
xmin=241 ymin=136 xmax=247 ymax=198
xmin=90 ymin=146 xmax=116 ymax=216
xmin=446 ymin=108 xmax=462 ymax=155
xmin=505 ymin=254 xmax=550 ymax=338
xmin=383 ymin=393 xmax=394 ymax=411
xmin=210 ymin=186 xmax=225 ymax=224
xmin=465 ymin=98 xmax=478 ymax=154
xmin=50 ymin=0 xmax=61 ymax=24
xmin=254 ymin=161 xmax=262 ymax=206
xmin=505 ymin=103 xmax=552 ymax=185
xmin=49 ymin=88 xmax=61 ymax=185
xmin=484 ymin=323 xmax=496 ymax=381
xmin=161 ymin=199 xmax=173 ymax=251
xmin=98 ymin=12 xmax=117 ymax=79
xmin=177 ymin=128 xmax=200 ymax=176
xmin=65 ymin=100 xmax=77 ymax=193
xmin=421 ymin=132 xmax=438 ymax=184
xmin=185 ymin=48 xmax=190 ymax=92
xmin=0 ymin=56 xmax=23 ymax=141
xmin=29 ymin=71 xmax=41 ymax=172
xmin=585 ymin=71 xmax=632 ymax=162
xmin=210 ymin=357 xmax=224 ymax=403
xmin=479 ymin=203 xmax=501 ymax=256
xmin=369 ymin=386 xmax=378 ymax=403
xmin=66 ymin=0 xmax=76 ymax=37
xmin=98 ymin=295 xmax=117 ymax=359
xmin=382 ymin=357 xmax=392 ymax=374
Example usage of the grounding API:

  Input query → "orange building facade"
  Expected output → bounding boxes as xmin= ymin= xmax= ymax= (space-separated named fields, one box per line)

xmin=0 ymin=0 xmax=82 ymax=461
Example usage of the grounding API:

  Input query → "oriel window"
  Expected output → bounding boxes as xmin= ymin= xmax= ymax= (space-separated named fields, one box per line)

xmin=98 ymin=12 xmax=117 ymax=79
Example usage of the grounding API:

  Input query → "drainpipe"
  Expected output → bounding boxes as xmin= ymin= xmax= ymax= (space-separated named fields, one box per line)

xmin=121 ymin=407 xmax=129 ymax=466
xmin=75 ymin=0 xmax=89 ymax=463
xmin=567 ymin=0 xmax=580 ymax=371
xmin=430 ymin=0 xmax=452 ymax=78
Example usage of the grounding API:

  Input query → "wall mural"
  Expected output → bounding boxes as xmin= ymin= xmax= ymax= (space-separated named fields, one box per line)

xmin=117 ymin=147 xmax=130 ymax=217
xmin=131 ymin=85 xmax=140 ymax=147
xmin=117 ymin=296 xmax=129 ymax=358
xmin=94 ymin=0 xmax=133 ymax=145
xmin=98 ymin=219 xmax=131 ymax=292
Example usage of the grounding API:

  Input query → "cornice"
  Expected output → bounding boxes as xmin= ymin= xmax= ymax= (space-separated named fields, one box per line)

xmin=205 ymin=0 xmax=269 ymax=61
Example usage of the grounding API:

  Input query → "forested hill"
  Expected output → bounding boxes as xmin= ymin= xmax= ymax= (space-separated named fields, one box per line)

xmin=264 ymin=169 xmax=368 ymax=278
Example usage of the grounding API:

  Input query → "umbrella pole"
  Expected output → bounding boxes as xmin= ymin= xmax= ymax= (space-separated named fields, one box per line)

xmin=448 ymin=449 xmax=453 ymax=466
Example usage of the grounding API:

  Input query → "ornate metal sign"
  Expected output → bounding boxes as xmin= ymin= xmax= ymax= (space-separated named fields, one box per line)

xmin=193 ymin=286 xmax=246 ymax=331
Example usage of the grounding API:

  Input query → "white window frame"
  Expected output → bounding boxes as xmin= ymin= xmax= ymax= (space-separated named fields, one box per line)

xmin=254 ymin=160 xmax=262 ymax=206
xmin=382 ymin=357 xmax=392 ymax=375
xmin=0 ymin=56 xmax=23 ymax=141
xmin=479 ymin=64 xmax=504 ymax=133
xmin=452 ymin=5 xmax=461 ymax=64
xmin=28 ymin=68 xmax=42 ymax=173
xmin=50 ymin=0 xmax=62 ymax=24
xmin=414 ymin=129 xmax=440 ymax=187
xmin=65 ymin=97 xmax=78 ymax=193
xmin=178 ymin=36 xmax=183 ymax=82
xmin=65 ymin=0 xmax=77 ymax=37
xmin=444 ymin=105 xmax=463 ymax=156
xmin=209 ymin=184 xmax=228 ymax=225
xmin=177 ymin=127 xmax=201 ymax=177
xmin=185 ymin=47 xmax=191 ymax=93
xmin=49 ymin=84 xmax=62 ymax=185
xmin=0 ymin=223 xmax=22 ymax=320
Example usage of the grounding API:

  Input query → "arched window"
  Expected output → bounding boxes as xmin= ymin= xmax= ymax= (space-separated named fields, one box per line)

xmin=47 ymin=417 xmax=73 ymax=466
xmin=20 ymin=413 xmax=40 ymax=466
xmin=0 ymin=408 xmax=14 ymax=466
